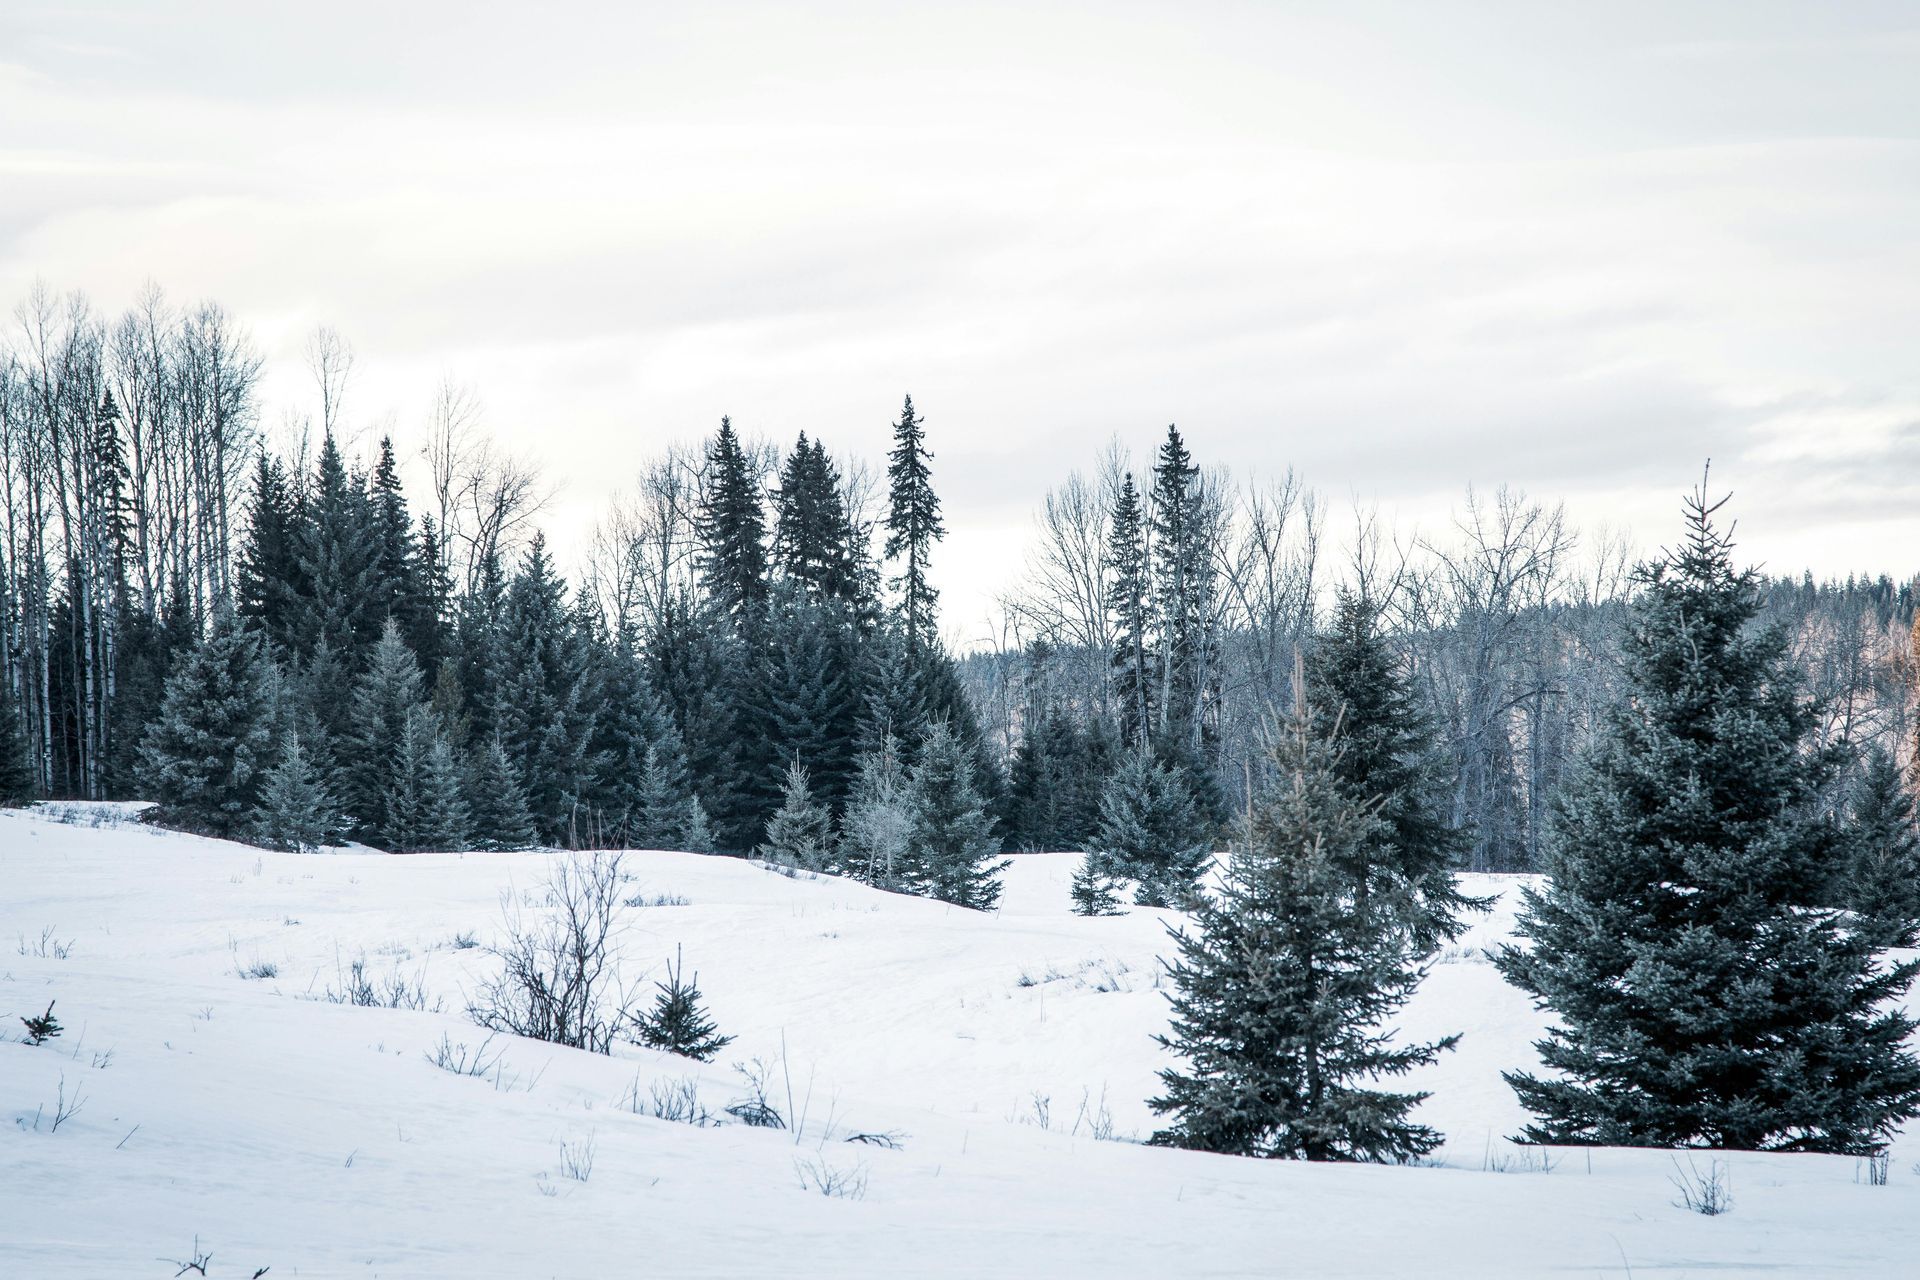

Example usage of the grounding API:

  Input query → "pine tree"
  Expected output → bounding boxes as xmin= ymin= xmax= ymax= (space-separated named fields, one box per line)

xmin=882 ymin=394 xmax=944 ymax=653
xmin=236 ymin=452 xmax=302 ymax=653
xmin=250 ymin=728 xmax=343 ymax=853
xmin=1107 ymin=471 xmax=1154 ymax=751
xmin=1496 ymin=485 xmax=1920 ymax=1154
xmin=292 ymin=433 xmax=382 ymax=660
xmin=629 ymin=946 xmax=734 ymax=1062
xmin=1147 ymin=425 xmax=1216 ymax=757
xmin=137 ymin=608 xmax=274 ymax=838
xmin=341 ymin=620 xmax=425 ymax=847
xmin=498 ymin=539 xmax=599 ymax=844
xmin=586 ymin=635 xmax=692 ymax=847
xmin=1836 ymin=744 xmax=1920 ymax=949
xmin=759 ymin=759 xmax=834 ymax=870
xmin=695 ymin=416 xmax=769 ymax=625
xmin=1093 ymin=750 xmax=1212 ymax=908
xmin=763 ymin=590 xmax=859 ymax=811
xmin=906 ymin=719 xmax=1006 ymax=908
xmin=1069 ymin=852 xmax=1123 ymax=916
xmin=679 ymin=795 xmax=716 ymax=854
xmin=0 ymin=673 xmax=38 ymax=807
xmin=466 ymin=733 xmax=537 ymax=851
xmin=1149 ymin=702 xmax=1456 ymax=1161
xmin=842 ymin=731 xmax=913 ymax=886
xmin=1306 ymin=587 xmax=1486 ymax=951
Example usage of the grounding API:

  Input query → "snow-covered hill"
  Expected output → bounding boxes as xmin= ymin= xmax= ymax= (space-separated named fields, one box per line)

xmin=3 ymin=804 xmax=1916 ymax=1277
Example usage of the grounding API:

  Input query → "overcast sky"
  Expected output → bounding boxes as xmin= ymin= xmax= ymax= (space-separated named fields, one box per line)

xmin=4 ymin=2 xmax=1917 ymax=641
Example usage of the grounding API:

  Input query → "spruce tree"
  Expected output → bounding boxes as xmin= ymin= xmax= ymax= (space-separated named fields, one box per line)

xmin=842 ymin=731 xmax=913 ymax=886
xmin=466 ymin=733 xmax=537 ymax=851
xmin=763 ymin=590 xmax=859 ymax=811
xmin=137 ymin=608 xmax=274 ymax=838
xmin=1147 ymin=424 xmax=1213 ymax=754
xmin=587 ymin=635 xmax=692 ymax=847
xmin=1306 ymin=587 xmax=1486 ymax=951
xmin=341 ymin=620 xmax=425 ymax=847
xmin=629 ymin=947 xmax=734 ymax=1062
xmin=0 ymin=674 xmax=38 ymax=806
xmin=1093 ymin=750 xmax=1212 ymax=908
xmin=1107 ymin=471 xmax=1154 ymax=751
xmin=906 ymin=719 xmax=1006 ymax=909
xmin=250 ymin=728 xmax=343 ymax=853
xmin=1837 ymin=744 xmax=1920 ymax=949
xmin=1149 ymin=701 xmax=1456 ymax=1161
xmin=236 ymin=452 xmax=302 ymax=653
xmin=1496 ymin=486 xmax=1920 ymax=1154
xmin=695 ymin=416 xmax=769 ymax=625
xmin=1069 ymin=852 xmax=1124 ymax=916
xmin=292 ymin=432 xmax=382 ymax=660
xmin=759 ymin=760 xmax=834 ymax=870
xmin=381 ymin=710 xmax=471 ymax=853
xmin=498 ymin=539 xmax=599 ymax=844
xmin=882 ymin=394 xmax=944 ymax=653
xmin=679 ymin=795 xmax=716 ymax=854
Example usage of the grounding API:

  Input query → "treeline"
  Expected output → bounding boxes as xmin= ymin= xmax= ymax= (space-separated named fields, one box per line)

xmin=971 ymin=456 xmax=1919 ymax=871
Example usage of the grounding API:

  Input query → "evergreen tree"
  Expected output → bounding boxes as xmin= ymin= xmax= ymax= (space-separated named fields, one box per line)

xmin=842 ymin=731 xmax=913 ymax=886
xmin=759 ymin=760 xmax=834 ymax=870
xmin=292 ymin=433 xmax=382 ymax=660
xmin=0 ymin=674 xmax=38 ymax=806
xmin=647 ymin=597 xmax=765 ymax=853
xmin=906 ymin=719 xmax=1006 ymax=909
xmin=1069 ymin=852 xmax=1124 ymax=916
xmin=1837 ymin=744 xmax=1920 ymax=949
xmin=1150 ymin=702 xmax=1456 ymax=1161
xmin=1496 ymin=486 xmax=1920 ymax=1154
xmin=882 ymin=394 xmax=944 ymax=653
xmin=250 ymin=728 xmax=343 ymax=853
xmin=763 ymin=590 xmax=860 ymax=811
xmin=137 ymin=608 xmax=274 ymax=838
xmin=368 ymin=436 xmax=439 ymax=665
xmin=771 ymin=433 xmax=869 ymax=611
xmin=466 ymin=733 xmax=537 ymax=851
xmin=1107 ymin=471 xmax=1154 ymax=751
xmin=679 ymin=795 xmax=716 ymax=854
xmin=235 ymin=452 xmax=302 ymax=652
xmin=586 ymin=635 xmax=692 ymax=847
xmin=381 ymin=709 xmax=471 ymax=852
xmin=629 ymin=947 xmax=734 ymax=1062
xmin=1306 ymin=588 xmax=1486 ymax=951
xmin=695 ymin=416 xmax=769 ymax=625
xmin=340 ymin=620 xmax=424 ymax=847
xmin=1147 ymin=425 xmax=1215 ymax=757
xmin=498 ymin=539 xmax=599 ymax=844
xmin=1093 ymin=749 xmax=1212 ymax=908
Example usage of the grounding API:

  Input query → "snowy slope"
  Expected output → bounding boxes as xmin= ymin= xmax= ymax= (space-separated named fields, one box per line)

xmin=3 ymin=804 xmax=1917 ymax=1277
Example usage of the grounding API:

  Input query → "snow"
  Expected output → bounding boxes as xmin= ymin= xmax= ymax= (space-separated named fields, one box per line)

xmin=3 ymin=804 xmax=1916 ymax=1277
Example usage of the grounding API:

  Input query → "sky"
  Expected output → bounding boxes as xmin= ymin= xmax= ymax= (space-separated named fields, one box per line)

xmin=3 ymin=1 xmax=1918 ymax=643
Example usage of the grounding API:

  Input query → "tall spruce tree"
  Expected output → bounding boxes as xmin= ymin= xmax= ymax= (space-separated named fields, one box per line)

xmin=695 ymin=416 xmax=769 ymax=625
xmin=137 ymin=608 xmax=274 ymax=838
xmin=1150 ymin=700 xmax=1456 ymax=1161
xmin=1496 ymin=485 xmax=1920 ymax=1154
xmin=292 ymin=433 xmax=382 ymax=661
xmin=1147 ymin=425 xmax=1213 ymax=755
xmin=498 ymin=539 xmax=600 ymax=845
xmin=764 ymin=590 xmax=860 ymax=812
xmin=1306 ymin=588 xmax=1486 ymax=951
xmin=1107 ymin=471 xmax=1154 ymax=751
xmin=882 ymin=394 xmax=944 ymax=653
xmin=236 ymin=453 xmax=302 ymax=653
xmin=1093 ymin=749 xmax=1213 ymax=908
xmin=906 ymin=719 xmax=1006 ymax=909
xmin=586 ymin=634 xmax=693 ymax=847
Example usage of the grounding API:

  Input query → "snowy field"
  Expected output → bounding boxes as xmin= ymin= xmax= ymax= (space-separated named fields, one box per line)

xmin=4 ymin=803 xmax=1917 ymax=1277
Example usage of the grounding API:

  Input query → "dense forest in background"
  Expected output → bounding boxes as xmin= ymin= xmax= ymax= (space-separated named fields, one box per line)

xmin=2 ymin=283 xmax=1916 ymax=875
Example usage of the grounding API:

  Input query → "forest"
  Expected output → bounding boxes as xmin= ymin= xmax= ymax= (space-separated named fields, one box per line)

xmin=2 ymin=283 xmax=1912 ymax=880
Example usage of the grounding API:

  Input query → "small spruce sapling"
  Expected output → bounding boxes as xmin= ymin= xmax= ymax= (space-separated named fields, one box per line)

xmin=630 ymin=947 xmax=734 ymax=1062
xmin=22 ymin=1000 xmax=62 ymax=1046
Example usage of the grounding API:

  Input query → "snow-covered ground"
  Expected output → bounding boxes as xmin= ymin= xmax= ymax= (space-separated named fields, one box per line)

xmin=3 ymin=804 xmax=1916 ymax=1277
